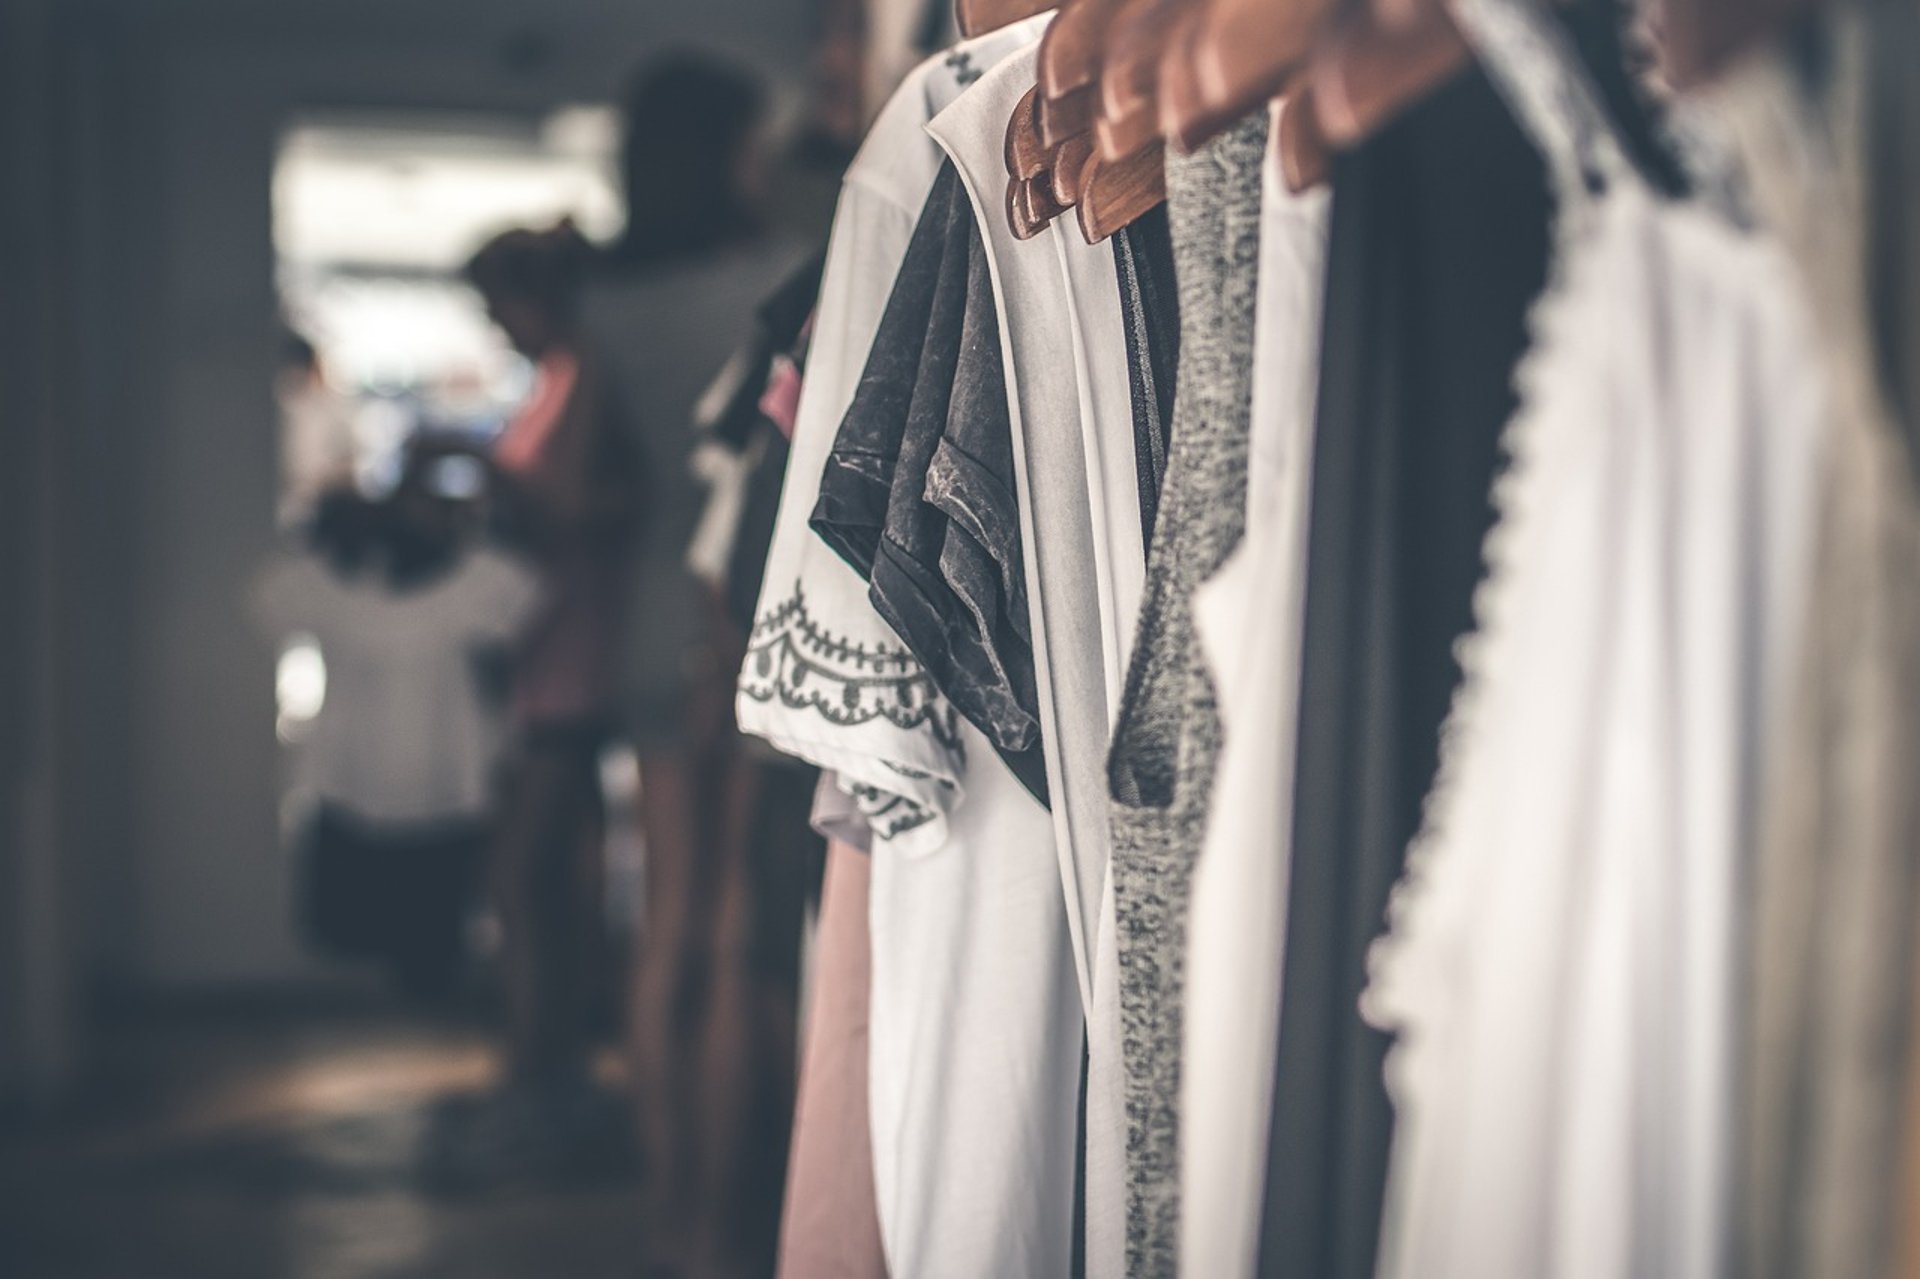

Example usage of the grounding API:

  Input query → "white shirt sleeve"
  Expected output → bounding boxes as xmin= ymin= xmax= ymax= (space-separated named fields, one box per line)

xmin=734 ymin=111 xmax=968 ymax=855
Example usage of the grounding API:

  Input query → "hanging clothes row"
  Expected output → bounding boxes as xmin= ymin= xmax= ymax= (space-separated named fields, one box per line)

xmin=721 ymin=0 xmax=1920 ymax=1274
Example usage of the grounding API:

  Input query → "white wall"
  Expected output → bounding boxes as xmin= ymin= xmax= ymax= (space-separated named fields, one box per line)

xmin=77 ymin=0 xmax=812 ymax=990
xmin=2 ymin=0 xmax=77 ymax=1112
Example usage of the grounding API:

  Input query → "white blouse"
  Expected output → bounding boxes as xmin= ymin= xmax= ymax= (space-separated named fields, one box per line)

xmin=1366 ymin=127 xmax=1824 ymax=1279
xmin=930 ymin=39 xmax=1149 ymax=1279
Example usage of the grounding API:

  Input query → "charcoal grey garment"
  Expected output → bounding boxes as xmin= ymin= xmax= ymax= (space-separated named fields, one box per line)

xmin=1254 ymin=64 xmax=1552 ymax=1279
xmin=810 ymin=161 xmax=1047 ymax=803
xmin=923 ymin=203 xmax=1036 ymax=776
xmin=1106 ymin=110 xmax=1268 ymax=1278
xmin=1866 ymin=0 xmax=1920 ymax=477
xmin=809 ymin=167 xmax=960 ymax=576
xmin=1114 ymin=203 xmax=1181 ymax=553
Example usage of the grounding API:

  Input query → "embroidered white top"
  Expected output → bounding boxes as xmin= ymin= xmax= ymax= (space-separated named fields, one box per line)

xmin=738 ymin=22 xmax=1084 ymax=1278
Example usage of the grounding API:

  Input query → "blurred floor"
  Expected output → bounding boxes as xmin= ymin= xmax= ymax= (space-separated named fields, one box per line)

xmin=0 ymin=999 xmax=647 ymax=1279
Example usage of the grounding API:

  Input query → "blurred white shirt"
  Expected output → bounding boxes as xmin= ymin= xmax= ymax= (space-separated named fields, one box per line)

xmin=254 ymin=547 xmax=541 ymax=826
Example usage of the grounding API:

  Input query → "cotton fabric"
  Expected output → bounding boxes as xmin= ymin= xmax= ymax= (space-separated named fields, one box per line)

xmin=928 ymin=42 xmax=1152 ymax=1279
xmin=777 ymin=839 xmax=889 ymax=1279
xmin=1179 ymin=100 xmax=1329 ymax=1279
xmin=253 ymin=548 xmax=539 ymax=826
xmin=739 ymin=23 xmax=1083 ymax=1277
xmin=1104 ymin=109 xmax=1268 ymax=1278
xmin=812 ymin=162 xmax=1046 ymax=800
xmin=1112 ymin=205 xmax=1179 ymax=549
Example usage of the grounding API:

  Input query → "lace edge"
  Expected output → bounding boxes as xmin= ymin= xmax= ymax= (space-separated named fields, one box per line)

xmin=1358 ymin=179 xmax=1612 ymax=1093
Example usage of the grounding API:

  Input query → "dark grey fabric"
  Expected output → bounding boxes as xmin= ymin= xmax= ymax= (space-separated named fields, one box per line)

xmin=722 ymin=251 xmax=828 ymax=632
xmin=923 ymin=226 xmax=1035 ymax=737
xmin=1114 ymin=204 xmax=1181 ymax=554
xmin=1866 ymin=0 xmax=1920 ymax=475
xmin=1254 ymin=65 xmax=1552 ymax=1279
xmin=1106 ymin=111 xmax=1268 ymax=1277
xmin=807 ymin=169 xmax=954 ymax=575
xmin=809 ymin=162 xmax=1047 ymax=802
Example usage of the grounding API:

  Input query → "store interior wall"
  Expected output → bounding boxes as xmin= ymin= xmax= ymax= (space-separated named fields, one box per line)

xmin=0 ymin=0 xmax=810 ymax=1115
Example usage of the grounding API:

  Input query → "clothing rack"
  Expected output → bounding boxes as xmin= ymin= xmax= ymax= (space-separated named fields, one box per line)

xmin=725 ymin=1 xmax=1920 ymax=1275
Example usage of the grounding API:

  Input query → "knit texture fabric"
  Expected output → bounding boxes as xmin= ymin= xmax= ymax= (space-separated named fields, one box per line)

xmin=1106 ymin=110 xmax=1267 ymax=1277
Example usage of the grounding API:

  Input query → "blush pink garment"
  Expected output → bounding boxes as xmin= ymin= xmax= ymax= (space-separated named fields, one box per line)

xmin=777 ymin=839 xmax=889 ymax=1279
xmin=760 ymin=313 xmax=813 ymax=441
xmin=494 ymin=350 xmax=581 ymax=476
xmin=759 ymin=354 xmax=805 ymax=440
xmin=491 ymin=349 xmax=627 ymax=728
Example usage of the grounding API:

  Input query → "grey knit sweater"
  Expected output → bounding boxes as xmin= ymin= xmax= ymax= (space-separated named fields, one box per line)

xmin=1107 ymin=111 xmax=1268 ymax=1277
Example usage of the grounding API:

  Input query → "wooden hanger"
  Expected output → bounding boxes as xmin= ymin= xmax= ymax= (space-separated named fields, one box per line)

xmin=955 ymin=0 xmax=1055 ymax=39
xmin=1005 ymin=80 xmax=1100 ymax=236
xmin=1305 ymin=0 xmax=1468 ymax=148
xmin=1006 ymin=89 xmax=1065 ymax=235
xmin=1051 ymin=133 xmax=1098 ymax=204
xmin=1011 ymin=175 xmax=1069 ymax=237
xmin=1027 ymin=175 xmax=1070 ymax=223
xmin=1037 ymin=84 xmax=1099 ymax=147
xmin=1038 ymin=0 xmax=1133 ymax=98
xmin=1186 ymin=0 xmax=1335 ymax=130
xmin=1077 ymin=139 xmax=1168 ymax=242
xmin=995 ymin=0 xmax=1176 ymax=236
xmin=999 ymin=0 xmax=1092 ymax=237
xmin=1006 ymin=86 xmax=1052 ymax=181
xmin=1006 ymin=177 xmax=1040 ymax=238
xmin=1007 ymin=177 xmax=1043 ymax=239
xmin=1099 ymin=0 xmax=1190 ymax=124
xmin=1095 ymin=96 xmax=1164 ymax=161
xmin=1158 ymin=5 xmax=1250 ymax=155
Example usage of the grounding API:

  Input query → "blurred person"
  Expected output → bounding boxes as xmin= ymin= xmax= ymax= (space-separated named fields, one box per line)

xmin=252 ymin=476 xmax=541 ymax=1001
xmin=464 ymin=225 xmax=645 ymax=1164
xmin=276 ymin=328 xmax=360 ymax=528
xmin=580 ymin=52 xmax=822 ymax=1277
xmin=582 ymin=52 xmax=802 ymax=757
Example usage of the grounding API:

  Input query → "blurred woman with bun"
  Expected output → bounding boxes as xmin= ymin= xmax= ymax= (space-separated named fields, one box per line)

xmin=465 ymin=223 xmax=642 ymax=1158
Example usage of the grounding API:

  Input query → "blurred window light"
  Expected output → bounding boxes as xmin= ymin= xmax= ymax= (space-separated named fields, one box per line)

xmin=424 ymin=454 xmax=488 ymax=502
xmin=273 ymin=107 xmax=620 ymax=472
xmin=274 ymin=111 xmax=622 ymax=274
xmin=542 ymin=105 xmax=622 ymax=163
xmin=276 ymin=634 xmax=327 ymax=744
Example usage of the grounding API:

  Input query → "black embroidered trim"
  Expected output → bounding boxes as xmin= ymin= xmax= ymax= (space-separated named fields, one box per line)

xmin=944 ymin=50 xmax=982 ymax=88
xmin=742 ymin=582 xmax=965 ymax=755
xmin=845 ymin=780 xmax=937 ymax=840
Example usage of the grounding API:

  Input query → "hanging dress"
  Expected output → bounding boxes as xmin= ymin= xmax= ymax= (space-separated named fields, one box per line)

xmin=1254 ymin=55 xmax=1553 ymax=1279
xmin=1361 ymin=1 xmax=1827 ymax=1276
